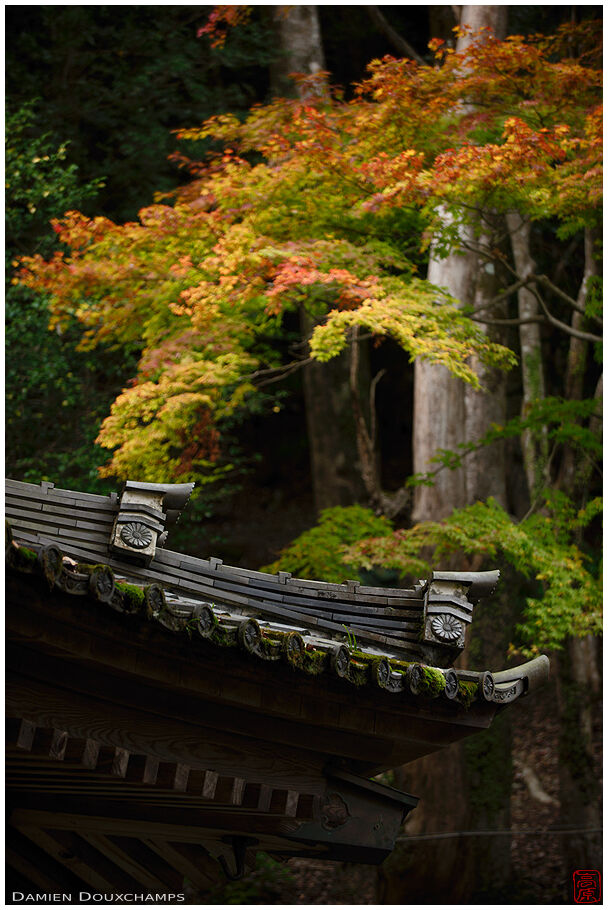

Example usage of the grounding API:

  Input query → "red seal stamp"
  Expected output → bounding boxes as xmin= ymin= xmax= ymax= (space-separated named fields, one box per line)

xmin=573 ymin=870 xmax=601 ymax=904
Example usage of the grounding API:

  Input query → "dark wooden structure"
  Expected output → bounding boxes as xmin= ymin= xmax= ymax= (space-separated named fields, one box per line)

xmin=6 ymin=478 xmax=549 ymax=897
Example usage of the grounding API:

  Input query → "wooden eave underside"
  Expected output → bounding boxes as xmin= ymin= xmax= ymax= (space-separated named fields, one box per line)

xmin=7 ymin=592 xmax=427 ymax=892
xmin=6 ymin=573 xmax=496 ymax=779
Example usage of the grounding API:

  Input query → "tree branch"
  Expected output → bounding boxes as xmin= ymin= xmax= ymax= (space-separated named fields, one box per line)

xmin=365 ymin=6 xmax=426 ymax=64
xmin=532 ymin=285 xmax=603 ymax=343
xmin=470 ymin=315 xmax=546 ymax=327
xmin=536 ymin=273 xmax=601 ymax=324
xmin=248 ymin=357 xmax=312 ymax=387
xmin=369 ymin=368 xmax=387 ymax=449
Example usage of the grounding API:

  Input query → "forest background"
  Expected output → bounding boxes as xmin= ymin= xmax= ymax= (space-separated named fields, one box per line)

xmin=5 ymin=4 xmax=602 ymax=904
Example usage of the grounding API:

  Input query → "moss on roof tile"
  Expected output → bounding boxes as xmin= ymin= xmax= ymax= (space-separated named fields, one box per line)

xmin=6 ymin=531 xmax=489 ymax=707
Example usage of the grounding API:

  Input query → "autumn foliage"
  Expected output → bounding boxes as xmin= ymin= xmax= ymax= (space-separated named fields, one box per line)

xmin=17 ymin=22 xmax=601 ymax=487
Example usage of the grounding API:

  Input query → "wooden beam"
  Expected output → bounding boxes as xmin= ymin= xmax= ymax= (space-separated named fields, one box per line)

xmin=10 ymin=807 xmax=305 ymax=852
xmin=110 ymin=837 xmax=186 ymax=890
xmin=269 ymin=789 xmax=300 ymax=817
xmin=14 ymin=827 xmax=119 ymax=892
xmin=6 ymin=847 xmax=63 ymax=893
xmin=143 ymin=840 xmax=221 ymax=891
xmin=10 ymin=797 xmax=305 ymax=838
xmin=7 ymin=730 xmax=320 ymax=818
xmin=6 ymin=826 xmax=89 ymax=894
xmin=241 ymin=782 xmax=273 ymax=811
xmin=6 ymin=673 xmax=329 ymax=793
xmin=80 ymin=834 xmax=178 ymax=891
xmin=7 ymin=637 xmax=494 ymax=777
xmin=8 ymin=646 xmax=393 ymax=762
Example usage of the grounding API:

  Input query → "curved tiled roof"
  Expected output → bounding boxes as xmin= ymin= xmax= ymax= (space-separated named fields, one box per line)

xmin=6 ymin=523 xmax=549 ymax=708
xmin=5 ymin=478 xmax=500 ymax=661
xmin=6 ymin=477 xmax=552 ymax=889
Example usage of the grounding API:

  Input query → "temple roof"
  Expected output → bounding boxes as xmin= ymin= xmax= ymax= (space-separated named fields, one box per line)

xmin=6 ymin=477 xmax=549 ymax=706
xmin=6 ymin=476 xmax=550 ymax=887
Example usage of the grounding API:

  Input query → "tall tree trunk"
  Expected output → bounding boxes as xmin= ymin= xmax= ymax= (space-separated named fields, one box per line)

xmin=268 ymin=5 xmax=326 ymax=98
xmin=268 ymin=6 xmax=367 ymax=511
xmin=412 ymin=223 xmax=476 ymax=521
xmin=413 ymin=217 xmax=510 ymax=520
xmin=412 ymin=5 xmax=509 ymax=522
xmin=300 ymin=310 xmax=367 ymax=511
xmin=554 ymin=226 xmax=602 ymax=888
xmin=506 ymin=213 xmax=548 ymax=501
xmin=394 ymin=8 xmax=513 ymax=902
xmin=557 ymin=226 xmax=600 ymax=492
xmin=464 ymin=228 xmax=508 ymax=507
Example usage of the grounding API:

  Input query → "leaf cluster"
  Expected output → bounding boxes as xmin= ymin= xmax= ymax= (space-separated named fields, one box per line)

xmin=14 ymin=24 xmax=601 ymax=490
xmin=344 ymin=494 xmax=602 ymax=655
xmin=261 ymin=505 xmax=393 ymax=583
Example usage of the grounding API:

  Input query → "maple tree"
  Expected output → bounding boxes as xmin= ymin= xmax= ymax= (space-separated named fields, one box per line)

xmin=17 ymin=20 xmax=602 ymax=649
xmin=9 ymin=11 xmax=603 ymax=897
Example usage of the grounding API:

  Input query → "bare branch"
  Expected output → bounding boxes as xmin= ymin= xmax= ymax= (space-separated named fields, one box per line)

xmin=532 ymin=286 xmax=603 ymax=343
xmin=470 ymin=315 xmax=546 ymax=327
xmin=369 ymin=368 xmax=387 ymax=450
xmin=536 ymin=274 xmax=600 ymax=323
xmin=365 ymin=6 xmax=426 ymax=64
xmin=473 ymin=276 xmax=533 ymax=310
xmin=248 ymin=357 xmax=312 ymax=387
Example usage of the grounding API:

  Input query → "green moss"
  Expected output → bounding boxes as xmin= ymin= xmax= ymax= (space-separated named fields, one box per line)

xmin=209 ymin=624 xmax=235 ymax=648
xmin=418 ymin=666 xmax=446 ymax=697
xmin=76 ymin=562 xmax=110 ymax=576
xmin=388 ymin=659 xmax=412 ymax=672
xmin=115 ymin=581 xmax=145 ymax=611
xmin=457 ymin=680 xmax=479 ymax=707
xmin=17 ymin=545 xmax=38 ymax=567
xmin=349 ymin=648 xmax=369 ymax=661
xmin=346 ymin=661 xmax=369 ymax=687
xmin=259 ymin=635 xmax=283 ymax=659
xmin=7 ymin=542 xmax=39 ymax=574
xmin=302 ymin=649 xmax=328 ymax=675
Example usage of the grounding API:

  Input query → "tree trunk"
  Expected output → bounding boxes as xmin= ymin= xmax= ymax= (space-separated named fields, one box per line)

xmin=413 ymin=5 xmax=509 ymax=522
xmin=463 ymin=228 xmax=508 ymax=507
xmin=506 ymin=213 xmax=548 ymax=501
xmin=412 ymin=223 xmax=476 ymax=521
xmin=268 ymin=7 xmax=366 ymax=511
xmin=556 ymin=638 xmax=603 ymax=889
xmin=300 ymin=311 xmax=367 ymax=511
xmin=396 ymin=8 xmax=513 ymax=902
xmin=553 ymin=227 xmax=602 ymax=889
xmin=268 ymin=5 xmax=326 ymax=98
xmin=413 ymin=219 xmax=509 ymax=523
xmin=557 ymin=226 xmax=599 ymax=493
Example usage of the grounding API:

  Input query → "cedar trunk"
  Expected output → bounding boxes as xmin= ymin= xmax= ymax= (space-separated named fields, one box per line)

xmin=268 ymin=6 xmax=367 ymax=511
xmin=390 ymin=7 xmax=513 ymax=902
xmin=554 ymin=227 xmax=602 ymax=887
